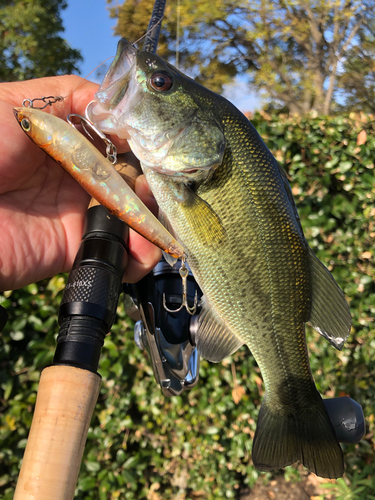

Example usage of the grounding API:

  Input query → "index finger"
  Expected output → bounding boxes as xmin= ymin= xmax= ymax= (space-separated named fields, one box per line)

xmin=0 ymin=75 xmax=130 ymax=152
xmin=0 ymin=75 xmax=98 ymax=117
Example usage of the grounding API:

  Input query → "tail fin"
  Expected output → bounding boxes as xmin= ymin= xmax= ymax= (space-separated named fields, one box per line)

xmin=252 ymin=399 xmax=344 ymax=478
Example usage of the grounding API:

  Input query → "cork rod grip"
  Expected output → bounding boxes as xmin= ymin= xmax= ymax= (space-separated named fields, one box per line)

xmin=14 ymin=153 xmax=140 ymax=499
xmin=14 ymin=365 xmax=101 ymax=500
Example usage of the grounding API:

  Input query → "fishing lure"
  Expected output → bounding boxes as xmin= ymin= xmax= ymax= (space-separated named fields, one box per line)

xmin=14 ymin=106 xmax=185 ymax=259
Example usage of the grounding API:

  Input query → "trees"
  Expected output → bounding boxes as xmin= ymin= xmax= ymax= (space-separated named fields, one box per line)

xmin=109 ymin=0 xmax=375 ymax=115
xmin=0 ymin=0 xmax=82 ymax=82
xmin=338 ymin=17 xmax=375 ymax=114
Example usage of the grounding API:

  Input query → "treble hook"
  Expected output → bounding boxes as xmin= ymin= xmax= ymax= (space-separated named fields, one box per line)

xmin=163 ymin=258 xmax=198 ymax=316
xmin=67 ymin=112 xmax=117 ymax=164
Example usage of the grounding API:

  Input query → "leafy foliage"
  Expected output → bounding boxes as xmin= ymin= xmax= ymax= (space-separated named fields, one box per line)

xmin=109 ymin=0 xmax=375 ymax=114
xmin=1 ymin=112 xmax=375 ymax=498
xmin=0 ymin=0 xmax=82 ymax=81
xmin=321 ymin=466 xmax=375 ymax=500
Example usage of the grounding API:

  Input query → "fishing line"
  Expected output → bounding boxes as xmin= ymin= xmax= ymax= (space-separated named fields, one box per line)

xmin=59 ymin=55 xmax=115 ymax=102
xmin=25 ymin=12 xmax=167 ymax=109
xmin=55 ymin=17 xmax=165 ymax=104
xmin=132 ymin=15 xmax=164 ymax=47
xmin=176 ymin=0 xmax=180 ymax=68
xmin=22 ymin=9 xmax=166 ymax=110
xmin=21 ymin=55 xmax=115 ymax=110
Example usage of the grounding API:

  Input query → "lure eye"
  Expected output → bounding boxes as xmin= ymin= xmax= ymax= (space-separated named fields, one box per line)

xmin=21 ymin=118 xmax=31 ymax=131
xmin=150 ymin=71 xmax=173 ymax=92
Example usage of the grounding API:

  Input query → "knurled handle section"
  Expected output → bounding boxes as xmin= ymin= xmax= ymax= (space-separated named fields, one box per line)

xmin=59 ymin=266 xmax=122 ymax=328
xmin=56 ymin=206 xmax=128 ymax=372
xmin=61 ymin=266 xmax=120 ymax=306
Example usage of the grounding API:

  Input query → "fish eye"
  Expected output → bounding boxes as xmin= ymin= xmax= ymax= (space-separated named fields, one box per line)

xmin=21 ymin=118 xmax=31 ymax=131
xmin=149 ymin=71 xmax=173 ymax=92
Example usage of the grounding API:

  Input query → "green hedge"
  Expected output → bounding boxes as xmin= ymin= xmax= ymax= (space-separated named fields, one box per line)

xmin=1 ymin=112 xmax=375 ymax=499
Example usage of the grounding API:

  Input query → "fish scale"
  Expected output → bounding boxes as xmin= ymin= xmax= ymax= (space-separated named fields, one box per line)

xmin=89 ymin=38 xmax=352 ymax=478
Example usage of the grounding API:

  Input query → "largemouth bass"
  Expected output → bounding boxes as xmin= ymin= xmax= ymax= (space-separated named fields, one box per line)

xmin=89 ymin=39 xmax=352 ymax=478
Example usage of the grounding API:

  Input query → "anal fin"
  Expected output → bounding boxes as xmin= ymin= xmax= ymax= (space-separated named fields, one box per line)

xmin=196 ymin=296 xmax=243 ymax=362
xmin=307 ymin=247 xmax=352 ymax=350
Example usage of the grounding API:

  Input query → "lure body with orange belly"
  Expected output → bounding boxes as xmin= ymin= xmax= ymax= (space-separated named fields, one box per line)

xmin=13 ymin=107 xmax=184 ymax=259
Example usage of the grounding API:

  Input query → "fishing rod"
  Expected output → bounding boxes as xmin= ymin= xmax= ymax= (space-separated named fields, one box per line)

xmin=143 ymin=0 xmax=167 ymax=53
xmin=13 ymin=2 xmax=171 ymax=499
xmin=12 ymin=169 xmax=131 ymax=500
xmin=116 ymin=0 xmax=203 ymax=397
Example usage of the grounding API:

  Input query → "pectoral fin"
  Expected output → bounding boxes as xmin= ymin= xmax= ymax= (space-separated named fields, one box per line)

xmin=180 ymin=185 xmax=227 ymax=247
xmin=196 ymin=296 xmax=243 ymax=362
xmin=307 ymin=247 xmax=351 ymax=350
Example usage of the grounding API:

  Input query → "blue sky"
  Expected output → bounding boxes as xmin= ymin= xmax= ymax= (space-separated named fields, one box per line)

xmin=61 ymin=0 xmax=118 ymax=83
xmin=61 ymin=0 xmax=261 ymax=112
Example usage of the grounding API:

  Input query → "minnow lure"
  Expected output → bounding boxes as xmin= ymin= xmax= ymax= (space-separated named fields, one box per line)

xmin=13 ymin=107 xmax=184 ymax=259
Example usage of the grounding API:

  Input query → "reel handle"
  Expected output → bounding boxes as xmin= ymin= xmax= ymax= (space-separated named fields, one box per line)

xmin=324 ymin=396 xmax=365 ymax=444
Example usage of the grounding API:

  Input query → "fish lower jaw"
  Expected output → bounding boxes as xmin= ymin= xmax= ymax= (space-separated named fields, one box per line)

xmin=140 ymin=164 xmax=212 ymax=185
xmin=140 ymin=162 xmax=210 ymax=181
xmin=89 ymin=110 xmax=132 ymax=140
xmin=139 ymin=161 xmax=186 ymax=176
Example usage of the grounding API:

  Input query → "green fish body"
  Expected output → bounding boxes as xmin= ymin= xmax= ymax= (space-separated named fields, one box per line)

xmin=90 ymin=39 xmax=352 ymax=478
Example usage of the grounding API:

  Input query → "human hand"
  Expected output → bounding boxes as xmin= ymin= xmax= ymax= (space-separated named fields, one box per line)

xmin=0 ymin=75 xmax=161 ymax=291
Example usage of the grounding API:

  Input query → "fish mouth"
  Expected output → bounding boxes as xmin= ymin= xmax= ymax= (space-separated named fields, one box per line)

xmin=88 ymin=39 xmax=137 ymax=137
xmin=95 ymin=39 xmax=136 ymax=111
